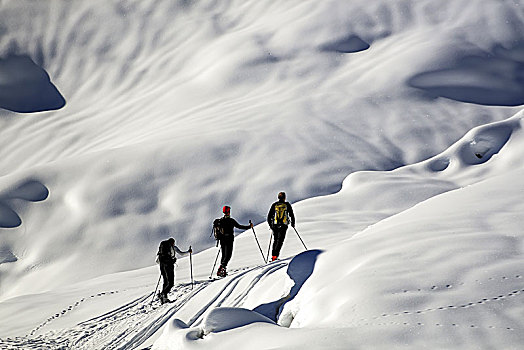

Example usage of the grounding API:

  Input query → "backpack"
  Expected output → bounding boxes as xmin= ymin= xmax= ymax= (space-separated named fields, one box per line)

xmin=273 ymin=202 xmax=289 ymax=226
xmin=213 ymin=218 xmax=224 ymax=240
xmin=156 ymin=240 xmax=176 ymax=264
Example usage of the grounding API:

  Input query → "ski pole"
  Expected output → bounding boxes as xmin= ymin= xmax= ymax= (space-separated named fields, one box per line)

xmin=189 ymin=246 xmax=194 ymax=290
xmin=151 ymin=274 xmax=161 ymax=304
xmin=293 ymin=226 xmax=308 ymax=250
xmin=249 ymin=220 xmax=266 ymax=264
xmin=266 ymin=232 xmax=273 ymax=263
xmin=210 ymin=246 xmax=221 ymax=279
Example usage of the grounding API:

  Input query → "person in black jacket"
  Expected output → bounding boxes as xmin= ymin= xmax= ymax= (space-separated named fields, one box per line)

xmin=267 ymin=192 xmax=295 ymax=261
xmin=213 ymin=206 xmax=253 ymax=277
xmin=156 ymin=237 xmax=192 ymax=304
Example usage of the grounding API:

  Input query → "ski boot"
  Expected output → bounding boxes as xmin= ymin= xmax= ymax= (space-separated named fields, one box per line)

xmin=217 ymin=265 xmax=227 ymax=277
xmin=157 ymin=292 xmax=165 ymax=304
xmin=158 ymin=292 xmax=169 ymax=304
xmin=271 ymin=255 xmax=278 ymax=262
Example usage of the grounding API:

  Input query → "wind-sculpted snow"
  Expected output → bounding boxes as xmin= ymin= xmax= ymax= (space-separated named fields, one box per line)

xmin=201 ymin=307 xmax=275 ymax=335
xmin=254 ymin=250 xmax=321 ymax=323
xmin=0 ymin=1 xmax=523 ymax=347
xmin=151 ymin=113 xmax=524 ymax=350
xmin=1 ymin=112 xmax=524 ymax=348
xmin=409 ymin=44 xmax=524 ymax=106
xmin=1 ymin=0 xmax=522 ymax=301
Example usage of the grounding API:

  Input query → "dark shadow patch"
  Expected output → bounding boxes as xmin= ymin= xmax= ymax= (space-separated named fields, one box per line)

xmin=7 ymin=180 xmax=50 ymax=202
xmin=458 ymin=123 xmax=514 ymax=165
xmin=0 ymin=201 xmax=22 ymax=228
xmin=0 ymin=179 xmax=50 ymax=228
xmin=0 ymin=246 xmax=17 ymax=264
xmin=427 ymin=157 xmax=450 ymax=172
xmin=253 ymin=249 xmax=322 ymax=322
xmin=321 ymin=35 xmax=370 ymax=53
xmin=0 ymin=55 xmax=66 ymax=113
xmin=408 ymin=43 xmax=524 ymax=106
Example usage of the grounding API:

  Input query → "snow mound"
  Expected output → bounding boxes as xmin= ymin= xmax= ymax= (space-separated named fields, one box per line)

xmin=153 ymin=308 xmax=276 ymax=350
xmin=0 ymin=55 xmax=65 ymax=113
xmin=254 ymin=250 xmax=321 ymax=324
xmin=202 ymin=307 xmax=276 ymax=335
xmin=219 ymin=111 xmax=524 ymax=349
xmin=415 ymin=110 xmax=523 ymax=178
xmin=152 ymin=319 xmax=201 ymax=350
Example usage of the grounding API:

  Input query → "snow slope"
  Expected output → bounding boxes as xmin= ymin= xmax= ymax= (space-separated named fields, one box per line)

xmin=148 ymin=113 xmax=524 ymax=350
xmin=0 ymin=0 xmax=524 ymax=349
xmin=1 ymin=0 xmax=523 ymax=300
xmin=1 ymin=110 xmax=523 ymax=350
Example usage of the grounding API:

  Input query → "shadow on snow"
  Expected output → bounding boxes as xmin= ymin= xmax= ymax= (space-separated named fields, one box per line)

xmin=253 ymin=249 xmax=322 ymax=323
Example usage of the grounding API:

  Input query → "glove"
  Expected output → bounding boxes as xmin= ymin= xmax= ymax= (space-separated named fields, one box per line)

xmin=291 ymin=222 xmax=295 ymax=228
xmin=189 ymin=248 xmax=193 ymax=254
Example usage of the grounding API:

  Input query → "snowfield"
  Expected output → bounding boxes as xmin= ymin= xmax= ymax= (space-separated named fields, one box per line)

xmin=0 ymin=0 xmax=523 ymax=349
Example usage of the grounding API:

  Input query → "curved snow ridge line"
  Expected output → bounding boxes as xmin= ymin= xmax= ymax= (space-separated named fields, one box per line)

xmin=390 ymin=273 xmax=523 ymax=295
xmin=355 ymin=286 xmax=524 ymax=324
xmin=187 ymin=261 xmax=289 ymax=328
xmin=27 ymin=289 xmax=122 ymax=337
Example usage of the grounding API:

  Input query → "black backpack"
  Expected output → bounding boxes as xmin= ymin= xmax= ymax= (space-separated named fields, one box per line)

xmin=157 ymin=240 xmax=176 ymax=263
xmin=213 ymin=218 xmax=224 ymax=240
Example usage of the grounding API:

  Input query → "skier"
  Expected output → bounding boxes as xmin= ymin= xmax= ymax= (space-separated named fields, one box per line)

xmin=267 ymin=192 xmax=295 ymax=261
xmin=213 ymin=206 xmax=253 ymax=277
xmin=156 ymin=237 xmax=192 ymax=304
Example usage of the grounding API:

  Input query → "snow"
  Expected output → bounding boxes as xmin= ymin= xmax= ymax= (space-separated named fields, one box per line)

xmin=0 ymin=0 xmax=524 ymax=349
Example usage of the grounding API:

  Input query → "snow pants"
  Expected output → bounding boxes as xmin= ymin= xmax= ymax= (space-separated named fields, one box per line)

xmin=220 ymin=236 xmax=234 ymax=267
xmin=271 ymin=225 xmax=288 ymax=258
xmin=160 ymin=262 xmax=175 ymax=297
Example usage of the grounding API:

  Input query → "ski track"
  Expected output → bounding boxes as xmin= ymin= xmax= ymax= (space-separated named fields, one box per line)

xmin=0 ymin=263 xmax=286 ymax=350
xmin=2 ymin=265 xmax=520 ymax=349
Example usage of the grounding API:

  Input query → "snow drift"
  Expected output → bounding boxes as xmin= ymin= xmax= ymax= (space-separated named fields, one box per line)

xmin=1 ymin=0 xmax=522 ymax=302
xmin=0 ymin=0 xmax=523 ymax=349
xmin=152 ymin=112 xmax=524 ymax=350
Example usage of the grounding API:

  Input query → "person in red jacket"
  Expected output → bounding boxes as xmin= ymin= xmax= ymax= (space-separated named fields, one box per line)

xmin=213 ymin=206 xmax=253 ymax=277
xmin=267 ymin=192 xmax=295 ymax=261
